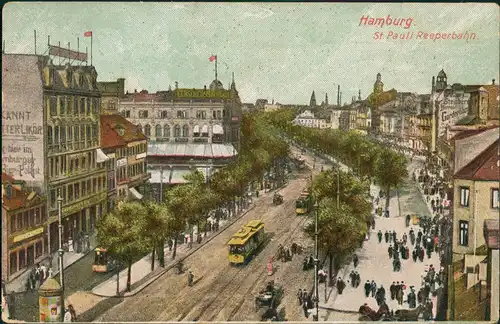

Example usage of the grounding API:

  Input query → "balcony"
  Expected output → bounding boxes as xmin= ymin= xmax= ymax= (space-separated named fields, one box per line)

xmin=128 ymin=172 xmax=151 ymax=187
xmin=174 ymin=138 xmax=189 ymax=143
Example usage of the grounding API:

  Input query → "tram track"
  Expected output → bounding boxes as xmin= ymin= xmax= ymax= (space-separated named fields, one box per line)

xmin=185 ymin=202 xmax=310 ymax=321
xmin=95 ymin=175 xmax=311 ymax=322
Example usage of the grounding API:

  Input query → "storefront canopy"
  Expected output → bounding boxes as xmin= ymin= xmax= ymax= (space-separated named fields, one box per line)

xmin=96 ymin=149 xmax=111 ymax=163
xmin=128 ymin=187 xmax=143 ymax=200
xmin=148 ymin=143 xmax=237 ymax=158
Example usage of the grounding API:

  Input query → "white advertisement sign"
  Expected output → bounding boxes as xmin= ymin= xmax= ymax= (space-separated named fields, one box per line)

xmin=437 ymin=92 xmax=470 ymax=138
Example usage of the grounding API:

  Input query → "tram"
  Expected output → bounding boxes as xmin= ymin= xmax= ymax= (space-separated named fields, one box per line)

xmin=228 ymin=220 xmax=265 ymax=265
xmin=295 ymin=190 xmax=312 ymax=215
xmin=92 ymin=247 xmax=110 ymax=273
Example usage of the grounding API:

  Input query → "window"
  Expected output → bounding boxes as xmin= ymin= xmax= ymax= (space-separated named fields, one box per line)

xmin=124 ymin=110 xmax=131 ymax=118
xmin=177 ymin=110 xmax=186 ymax=119
xmin=182 ymin=125 xmax=189 ymax=137
xmin=212 ymin=111 xmax=216 ymax=119
xmin=35 ymin=242 xmax=43 ymax=258
xmin=92 ymin=124 xmax=98 ymax=138
xmin=196 ymin=111 xmax=206 ymax=119
xmin=80 ymin=125 xmax=85 ymax=141
xmin=155 ymin=125 xmax=162 ymax=137
xmin=59 ymin=96 xmax=65 ymax=115
xmin=137 ymin=124 xmax=142 ymax=134
xmin=73 ymin=96 xmax=78 ymax=115
xmin=86 ymin=98 xmax=91 ymax=115
xmin=68 ymin=185 xmax=73 ymax=201
xmin=492 ymin=189 xmax=499 ymax=208
xmin=74 ymin=183 xmax=80 ymax=199
xmin=17 ymin=214 xmax=22 ymax=231
xmin=139 ymin=110 xmax=149 ymax=118
xmin=68 ymin=126 xmax=72 ymax=141
xmin=10 ymin=252 xmax=17 ymax=275
xmin=216 ymin=111 xmax=222 ymax=119
xmin=458 ymin=220 xmax=469 ymax=246
xmin=10 ymin=214 xmax=16 ymax=232
xmin=47 ymin=126 xmax=53 ymax=145
xmin=82 ymin=180 xmax=86 ymax=197
xmin=67 ymin=96 xmax=73 ymax=115
xmin=86 ymin=125 xmax=91 ymax=140
xmin=160 ymin=110 xmax=168 ymax=119
xmin=74 ymin=125 xmax=79 ymax=141
xmin=163 ymin=125 xmax=170 ymax=137
xmin=60 ymin=126 xmax=66 ymax=144
xmin=29 ymin=209 xmax=35 ymax=227
xmin=459 ymin=187 xmax=470 ymax=207
xmin=19 ymin=249 xmax=26 ymax=270
xmin=50 ymin=97 xmax=57 ymax=116
xmin=80 ymin=98 xmax=85 ymax=115
xmin=174 ymin=125 xmax=181 ymax=137
xmin=144 ymin=124 xmax=151 ymax=137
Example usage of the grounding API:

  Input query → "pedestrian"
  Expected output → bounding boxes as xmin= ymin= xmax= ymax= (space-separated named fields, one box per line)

xmin=303 ymin=301 xmax=309 ymax=318
xmin=302 ymin=257 xmax=309 ymax=271
xmin=364 ymin=280 xmax=371 ymax=297
xmin=384 ymin=230 xmax=389 ymax=243
xmin=297 ymin=289 xmax=303 ymax=305
xmin=405 ymin=214 xmax=411 ymax=227
xmin=353 ymin=254 xmax=359 ymax=268
xmin=336 ymin=278 xmax=345 ymax=295
xmin=377 ymin=230 xmax=383 ymax=243
xmin=370 ymin=280 xmax=377 ymax=297
xmin=48 ymin=267 xmax=54 ymax=279
xmin=396 ymin=287 xmax=404 ymax=305
xmin=405 ymin=246 xmax=410 ymax=260
xmin=390 ymin=282 xmax=396 ymax=300
xmin=392 ymin=230 xmax=397 ymax=242
xmin=419 ymin=248 xmax=425 ymax=262
xmin=355 ymin=272 xmax=361 ymax=288
xmin=408 ymin=288 xmax=417 ymax=308
xmin=402 ymin=233 xmax=408 ymax=245
xmin=34 ymin=264 xmax=41 ymax=288
xmin=349 ymin=271 xmax=356 ymax=287
xmin=187 ymin=270 xmax=194 ymax=286
xmin=412 ymin=248 xmax=418 ymax=262
xmin=40 ymin=264 xmax=47 ymax=284
xmin=388 ymin=245 xmax=393 ymax=259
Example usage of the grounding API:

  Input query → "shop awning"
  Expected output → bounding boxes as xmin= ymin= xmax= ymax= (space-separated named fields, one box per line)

xmin=96 ymin=149 xmax=110 ymax=163
xmin=128 ymin=187 xmax=143 ymax=200
xmin=170 ymin=169 xmax=192 ymax=184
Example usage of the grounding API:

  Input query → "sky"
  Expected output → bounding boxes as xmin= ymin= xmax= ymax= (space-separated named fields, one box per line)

xmin=3 ymin=2 xmax=499 ymax=104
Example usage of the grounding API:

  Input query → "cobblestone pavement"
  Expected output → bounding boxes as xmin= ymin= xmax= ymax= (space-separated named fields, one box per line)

xmin=86 ymin=173 xmax=312 ymax=321
xmin=319 ymin=158 xmax=440 ymax=319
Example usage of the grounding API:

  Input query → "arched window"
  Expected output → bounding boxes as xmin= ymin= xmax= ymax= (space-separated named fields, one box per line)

xmin=182 ymin=125 xmax=189 ymax=137
xmin=163 ymin=125 xmax=170 ymax=137
xmin=47 ymin=126 xmax=53 ymax=145
xmin=201 ymin=125 xmax=209 ymax=137
xmin=144 ymin=124 xmax=151 ymax=137
xmin=155 ymin=124 xmax=162 ymax=137
xmin=193 ymin=125 xmax=200 ymax=137
xmin=174 ymin=125 xmax=181 ymax=137
xmin=137 ymin=124 xmax=143 ymax=134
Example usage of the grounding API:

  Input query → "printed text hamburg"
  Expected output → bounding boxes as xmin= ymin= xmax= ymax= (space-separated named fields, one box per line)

xmin=359 ymin=15 xmax=477 ymax=41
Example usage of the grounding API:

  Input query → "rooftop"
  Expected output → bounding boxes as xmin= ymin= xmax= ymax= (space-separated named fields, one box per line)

xmin=148 ymin=143 xmax=238 ymax=158
xmin=454 ymin=139 xmax=499 ymax=181
xmin=2 ymin=173 xmax=42 ymax=211
xmin=483 ymin=219 xmax=499 ymax=249
xmin=100 ymin=114 xmax=147 ymax=148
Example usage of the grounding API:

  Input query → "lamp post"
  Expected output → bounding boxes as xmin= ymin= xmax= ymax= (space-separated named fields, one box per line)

xmin=313 ymin=201 xmax=320 ymax=321
xmin=57 ymin=191 xmax=65 ymax=322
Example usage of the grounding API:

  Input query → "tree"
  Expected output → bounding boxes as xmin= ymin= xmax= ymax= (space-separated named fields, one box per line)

xmin=305 ymin=198 xmax=367 ymax=284
xmin=141 ymin=201 xmax=171 ymax=269
xmin=374 ymin=148 xmax=408 ymax=208
xmin=96 ymin=202 xmax=149 ymax=292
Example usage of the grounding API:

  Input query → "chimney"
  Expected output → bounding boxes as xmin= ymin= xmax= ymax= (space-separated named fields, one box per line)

xmin=340 ymin=92 xmax=342 ymax=105
xmin=204 ymin=85 xmax=207 ymax=90
xmin=134 ymin=89 xmax=137 ymax=93
xmin=492 ymin=79 xmax=496 ymax=85
xmin=175 ymin=81 xmax=178 ymax=89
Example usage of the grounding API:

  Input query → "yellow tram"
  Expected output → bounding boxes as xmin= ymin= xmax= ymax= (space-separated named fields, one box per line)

xmin=228 ymin=220 xmax=265 ymax=265
xmin=295 ymin=190 xmax=312 ymax=215
xmin=92 ymin=247 xmax=109 ymax=273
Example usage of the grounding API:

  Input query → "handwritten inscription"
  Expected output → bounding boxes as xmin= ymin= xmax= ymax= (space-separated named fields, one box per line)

xmin=2 ymin=110 xmax=43 ymax=181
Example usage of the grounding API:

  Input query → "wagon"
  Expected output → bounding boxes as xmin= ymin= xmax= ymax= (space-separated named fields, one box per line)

xmin=254 ymin=283 xmax=284 ymax=312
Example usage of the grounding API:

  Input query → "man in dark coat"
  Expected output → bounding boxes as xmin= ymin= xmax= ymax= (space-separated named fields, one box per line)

xmin=370 ymin=280 xmax=377 ymax=297
xmin=364 ymin=280 xmax=371 ymax=297
xmin=412 ymin=248 xmax=418 ymax=262
xmin=407 ymin=287 xmax=417 ymax=308
xmin=388 ymin=245 xmax=393 ymax=259
xmin=405 ymin=214 xmax=411 ymax=227
xmin=377 ymin=230 xmax=383 ymax=243
xmin=353 ymin=254 xmax=359 ymax=268
xmin=384 ymin=230 xmax=389 ymax=243
xmin=297 ymin=289 xmax=303 ymax=305
xmin=390 ymin=282 xmax=396 ymax=300
xmin=419 ymin=248 xmax=425 ymax=262
xmin=349 ymin=271 xmax=356 ymax=287
xmin=354 ymin=272 xmax=361 ymax=288
xmin=336 ymin=278 xmax=346 ymax=295
xmin=405 ymin=246 xmax=410 ymax=260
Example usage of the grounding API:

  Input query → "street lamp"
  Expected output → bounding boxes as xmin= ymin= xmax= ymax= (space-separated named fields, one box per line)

xmin=57 ymin=191 xmax=65 ymax=322
xmin=313 ymin=201 xmax=320 ymax=321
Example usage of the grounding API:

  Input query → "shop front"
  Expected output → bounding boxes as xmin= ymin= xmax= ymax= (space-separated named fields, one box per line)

xmin=8 ymin=227 xmax=48 ymax=280
xmin=49 ymin=192 xmax=106 ymax=249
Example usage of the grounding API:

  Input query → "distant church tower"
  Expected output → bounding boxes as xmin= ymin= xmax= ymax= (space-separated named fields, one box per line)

xmin=325 ymin=93 xmax=329 ymax=106
xmin=310 ymin=91 xmax=317 ymax=107
xmin=373 ymin=73 xmax=384 ymax=94
xmin=435 ymin=69 xmax=447 ymax=91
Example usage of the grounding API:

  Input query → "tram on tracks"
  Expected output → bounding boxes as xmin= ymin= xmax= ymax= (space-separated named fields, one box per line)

xmin=228 ymin=219 xmax=265 ymax=265
xmin=295 ymin=189 xmax=312 ymax=215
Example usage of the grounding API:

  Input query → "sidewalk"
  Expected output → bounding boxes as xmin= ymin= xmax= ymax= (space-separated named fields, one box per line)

xmin=91 ymin=188 xmax=275 ymax=298
xmin=5 ymin=234 xmax=97 ymax=294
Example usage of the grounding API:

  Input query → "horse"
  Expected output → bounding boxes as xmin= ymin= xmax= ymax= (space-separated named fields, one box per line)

xmin=394 ymin=304 xmax=424 ymax=321
xmin=358 ymin=303 xmax=390 ymax=321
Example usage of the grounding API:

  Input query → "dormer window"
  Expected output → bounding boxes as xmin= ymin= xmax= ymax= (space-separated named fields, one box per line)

xmin=116 ymin=126 xmax=125 ymax=136
xmin=5 ymin=184 xmax=13 ymax=198
xmin=79 ymin=75 xmax=84 ymax=86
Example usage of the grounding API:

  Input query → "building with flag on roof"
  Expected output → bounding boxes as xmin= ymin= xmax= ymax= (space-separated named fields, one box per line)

xmin=2 ymin=46 xmax=107 ymax=254
xmin=2 ymin=173 xmax=48 ymax=284
xmin=102 ymin=68 xmax=242 ymax=199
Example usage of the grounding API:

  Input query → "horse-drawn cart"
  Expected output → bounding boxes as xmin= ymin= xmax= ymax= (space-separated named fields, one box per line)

xmin=255 ymin=281 xmax=284 ymax=317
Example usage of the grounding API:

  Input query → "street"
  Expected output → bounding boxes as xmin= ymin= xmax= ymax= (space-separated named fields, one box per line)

xmin=92 ymin=171 xmax=315 ymax=322
xmin=9 ymin=252 xmax=119 ymax=322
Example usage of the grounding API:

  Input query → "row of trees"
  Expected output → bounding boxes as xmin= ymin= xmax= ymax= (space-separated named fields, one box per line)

xmin=263 ymin=108 xmax=408 ymax=208
xmin=260 ymin=108 xmax=408 ymax=283
xmin=97 ymin=112 xmax=291 ymax=292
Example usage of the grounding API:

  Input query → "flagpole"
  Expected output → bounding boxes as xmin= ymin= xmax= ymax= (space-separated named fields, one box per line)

xmin=86 ymin=47 xmax=88 ymax=66
xmin=90 ymin=34 xmax=93 ymax=66
xmin=215 ymin=55 xmax=218 ymax=80
xmin=77 ymin=37 xmax=80 ymax=61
